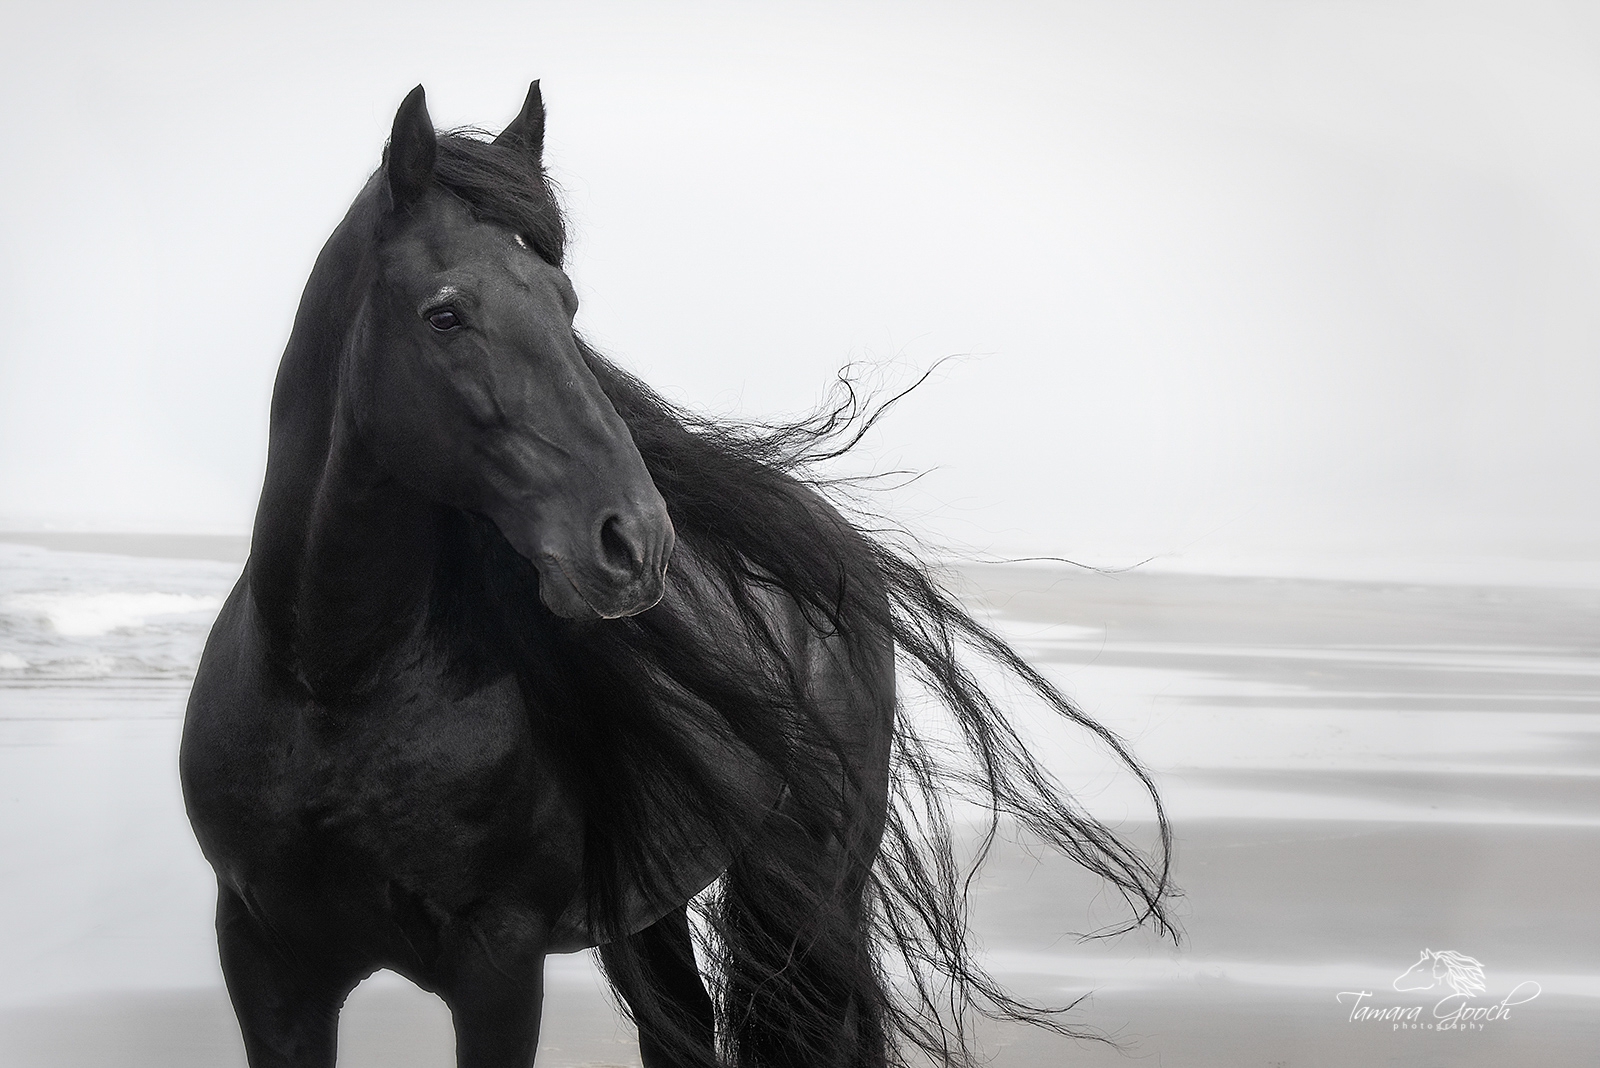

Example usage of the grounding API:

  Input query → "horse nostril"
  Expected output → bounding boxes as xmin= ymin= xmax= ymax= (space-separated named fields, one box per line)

xmin=598 ymin=514 xmax=641 ymax=575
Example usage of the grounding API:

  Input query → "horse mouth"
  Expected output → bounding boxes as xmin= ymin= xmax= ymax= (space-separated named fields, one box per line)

xmin=536 ymin=555 xmax=667 ymax=620
xmin=493 ymin=503 xmax=675 ymax=621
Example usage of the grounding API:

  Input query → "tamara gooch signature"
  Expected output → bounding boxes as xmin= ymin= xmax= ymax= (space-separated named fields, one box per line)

xmin=1337 ymin=949 xmax=1542 ymax=1032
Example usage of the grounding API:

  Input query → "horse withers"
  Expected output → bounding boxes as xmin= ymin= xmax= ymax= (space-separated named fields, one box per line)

xmin=181 ymin=83 xmax=1174 ymax=1068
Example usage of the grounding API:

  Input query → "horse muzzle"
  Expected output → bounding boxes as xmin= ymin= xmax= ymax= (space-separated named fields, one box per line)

xmin=527 ymin=505 xmax=675 ymax=621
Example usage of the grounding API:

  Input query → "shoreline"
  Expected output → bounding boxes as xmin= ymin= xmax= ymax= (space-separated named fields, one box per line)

xmin=7 ymin=530 xmax=1600 ymax=597
xmin=0 ymin=532 xmax=250 ymax=564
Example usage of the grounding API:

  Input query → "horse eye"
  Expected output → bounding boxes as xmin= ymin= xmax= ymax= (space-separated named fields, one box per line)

xmin=427 ymin=309 xmax=462 ymax=332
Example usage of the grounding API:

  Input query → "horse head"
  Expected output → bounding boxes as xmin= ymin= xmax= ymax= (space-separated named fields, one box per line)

xmin=1393 ymin=948 xmax=1439 ymax=992
xmin=350 ymin=85 xmax=673 ymax=620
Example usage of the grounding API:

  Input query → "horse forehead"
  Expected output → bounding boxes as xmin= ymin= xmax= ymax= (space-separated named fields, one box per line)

xmin=383 ymin=227 xmax=543 ymax=303
xmin=389 ymin=212 xmax=513 ymax=269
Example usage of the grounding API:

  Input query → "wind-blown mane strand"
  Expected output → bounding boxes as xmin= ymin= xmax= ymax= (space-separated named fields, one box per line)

xmin=589 ymin=352 xmax=1175 ymax=904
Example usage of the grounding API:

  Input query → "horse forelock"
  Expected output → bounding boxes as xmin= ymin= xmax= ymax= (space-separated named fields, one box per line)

xmin=425 ymin=130 xmax=568 ymax=266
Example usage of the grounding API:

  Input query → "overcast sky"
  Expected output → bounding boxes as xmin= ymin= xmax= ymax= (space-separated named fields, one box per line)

xmin=2 ymin=1 xmax=1597 ymax=573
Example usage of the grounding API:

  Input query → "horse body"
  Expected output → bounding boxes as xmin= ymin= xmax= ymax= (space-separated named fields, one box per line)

xmin=183 ymin=82 xmax=1170 ymax=1068
xmin=184 ymin=534 xmax=887 ymax=949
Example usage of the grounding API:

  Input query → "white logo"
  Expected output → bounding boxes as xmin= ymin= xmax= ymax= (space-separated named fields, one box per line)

xmin=1336 ymin=949 xmax=1540 ymax=1032
xmin=1393 ymin=948 xmax=1487 ymax=998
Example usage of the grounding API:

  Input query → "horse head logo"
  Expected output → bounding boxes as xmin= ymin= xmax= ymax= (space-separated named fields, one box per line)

xmin=1394 ymin=949 xmax=1487 ymax=997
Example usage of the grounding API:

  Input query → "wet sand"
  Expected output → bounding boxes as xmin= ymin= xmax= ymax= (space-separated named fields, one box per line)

xmin=0 ymin=540 xmax=1595 ymax=1065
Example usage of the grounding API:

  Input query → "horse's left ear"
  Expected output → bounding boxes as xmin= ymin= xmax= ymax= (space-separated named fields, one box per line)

xmin=384 ymin=84 xmax=436 ymax=213
xmin=494 ymin=81 xmax=545 ymax=166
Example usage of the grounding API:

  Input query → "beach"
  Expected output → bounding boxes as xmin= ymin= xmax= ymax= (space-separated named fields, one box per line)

xmin=0 ymin=535 xmax=1595 ymax=1066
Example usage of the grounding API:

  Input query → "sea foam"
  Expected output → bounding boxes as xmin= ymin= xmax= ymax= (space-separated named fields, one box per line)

xmin=3 ymin=591 xmax=221 ymax=637
xmin=0 ymin=541 xmax=238 ymax=684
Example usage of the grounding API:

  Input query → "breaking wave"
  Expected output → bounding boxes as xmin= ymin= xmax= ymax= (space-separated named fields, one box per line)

xmin=0 ymin=542 xmax=237 ymax=684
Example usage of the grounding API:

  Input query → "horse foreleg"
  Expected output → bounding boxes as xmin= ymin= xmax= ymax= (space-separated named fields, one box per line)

xmin=436 ymin=907 xmax=550 ymax=1068
xmin=215 ymin=883 xmax=356 ymax=1068
xmin=599 ymin=906 xmax=716 ymax=1068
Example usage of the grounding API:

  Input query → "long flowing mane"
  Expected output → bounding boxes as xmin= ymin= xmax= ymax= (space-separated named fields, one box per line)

xmin=1433 ymin=951 xmax=1487 ymax=998
xmin=425 ymin=129 xmax=1176 ymax=1066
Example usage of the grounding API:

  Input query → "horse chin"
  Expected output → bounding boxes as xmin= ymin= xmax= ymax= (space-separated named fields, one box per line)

xmin=536 ymin=566 xmax=665 ymax=621
xmin=537 ymin=573 xmax=602 ymax=620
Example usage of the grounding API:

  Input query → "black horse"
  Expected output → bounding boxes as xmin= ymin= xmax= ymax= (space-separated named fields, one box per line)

xmin=181 ymin=83 xmax=1174 ymax=1068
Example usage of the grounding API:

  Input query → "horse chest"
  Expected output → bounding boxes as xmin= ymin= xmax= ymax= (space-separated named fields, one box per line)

xmin=185 ymin=657 xmax=583 ymax=911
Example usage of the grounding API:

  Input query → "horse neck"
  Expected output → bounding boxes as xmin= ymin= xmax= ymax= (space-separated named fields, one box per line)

xmin=247 ymin=190 xmax=438 ymax=696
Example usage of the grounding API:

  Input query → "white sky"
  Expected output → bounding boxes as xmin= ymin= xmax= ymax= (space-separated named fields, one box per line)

xmin=2 ymin=1 xmax=1597 ymax=572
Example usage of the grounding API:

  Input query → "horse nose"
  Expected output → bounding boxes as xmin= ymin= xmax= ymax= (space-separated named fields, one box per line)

xmin=595 ymin=507 xmax=672 ymax=587
xmin=598 ymin=513 xmax=644 ymax=575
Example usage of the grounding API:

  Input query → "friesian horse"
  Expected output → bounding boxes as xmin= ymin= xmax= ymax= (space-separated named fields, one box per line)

xmin=181 ymin=83 xmax=1174 ymax=1068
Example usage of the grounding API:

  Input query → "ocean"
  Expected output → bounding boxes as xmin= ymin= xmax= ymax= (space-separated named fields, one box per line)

xmin=0 ymin=536 xmax=1595 ymax=1066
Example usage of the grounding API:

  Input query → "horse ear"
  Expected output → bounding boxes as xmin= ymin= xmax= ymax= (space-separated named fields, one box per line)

xmin=493 ymin=81 xmax=545 ymax=165
xmin=384 ymin=84 xmax=436 ymax=212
